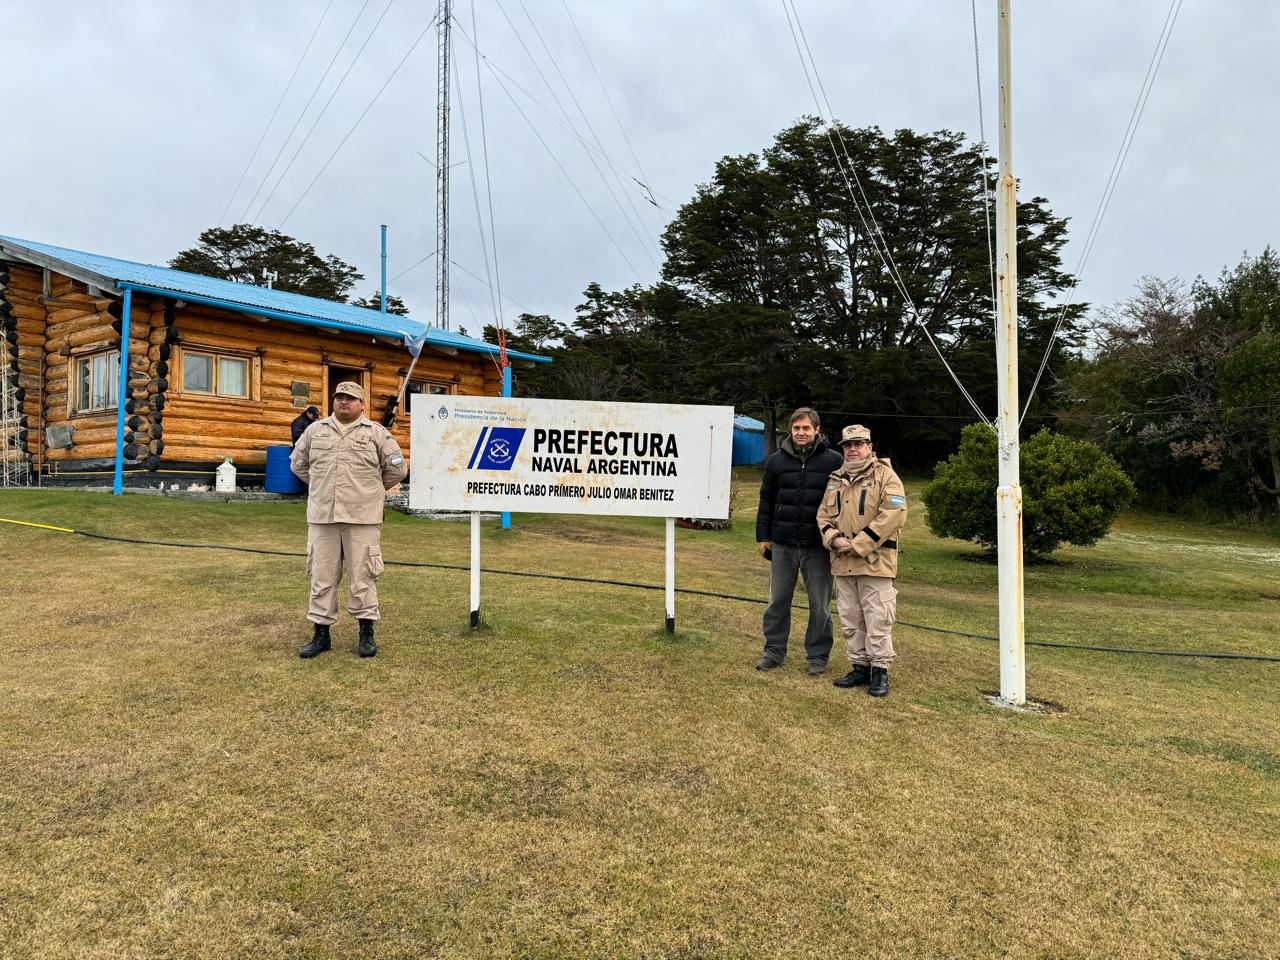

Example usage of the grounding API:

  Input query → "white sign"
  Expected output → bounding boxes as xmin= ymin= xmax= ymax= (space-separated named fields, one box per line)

xmin=409 ymin=396 xmax=734 ymax=518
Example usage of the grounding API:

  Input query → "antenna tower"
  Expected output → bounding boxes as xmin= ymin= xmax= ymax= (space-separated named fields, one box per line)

xmin=436 ymin=0 xmax=451 ymax=331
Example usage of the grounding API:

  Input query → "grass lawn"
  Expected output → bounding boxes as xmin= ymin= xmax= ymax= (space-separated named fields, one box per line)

xmin=1 ymin=470 xmax=1277 ymax=959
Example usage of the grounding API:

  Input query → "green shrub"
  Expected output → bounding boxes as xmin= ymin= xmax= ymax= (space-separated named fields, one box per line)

xmin=922 ymin=424 xmax=1136 ymax=556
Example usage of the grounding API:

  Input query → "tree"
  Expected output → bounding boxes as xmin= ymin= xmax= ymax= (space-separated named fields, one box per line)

xmin=658 ymin=119 xmax=1084 ymax=469
xmin=922 ymin=424 xmax=1135 ymax=556
xmin=350 ymin=291 xmax=410 ymax=315
xmin=503 ymin=121 xmax=1082 ymax=468
xmin=1063 ymin=249 xmax=1280 ymax=515
xmin=508 ymin=313 xmax=568 ymax=352
xmin=171 ymin=224 xmax=362 ymax=301
xmin=1220 ymin=327 xmax=1280 ymax=511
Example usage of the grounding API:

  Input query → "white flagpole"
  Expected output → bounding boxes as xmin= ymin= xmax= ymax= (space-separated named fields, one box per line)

xmin=995 ymin=0 xmax=1026 ymax=705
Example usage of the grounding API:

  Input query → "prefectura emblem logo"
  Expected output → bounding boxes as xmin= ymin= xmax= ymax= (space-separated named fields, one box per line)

xmin=468 ymin=426 xmax=527 ymax=470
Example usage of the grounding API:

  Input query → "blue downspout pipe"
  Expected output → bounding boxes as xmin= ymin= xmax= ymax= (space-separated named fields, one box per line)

xmin=380 ymin=224 xmax=387 ymax=313
xmin=112 ymin=286 xmax=132 ymax=495
xmin=501 ymin=363 xmax=512 ymax=530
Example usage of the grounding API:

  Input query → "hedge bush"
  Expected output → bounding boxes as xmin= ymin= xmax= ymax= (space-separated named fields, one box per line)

xmin=922 ymin=425 xmax=1136 ymax=556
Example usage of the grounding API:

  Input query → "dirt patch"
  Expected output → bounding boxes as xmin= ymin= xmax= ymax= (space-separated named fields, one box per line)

xmin=535 ymin=528 xmax=624 ymax=545
xmin=980 ymin=690 xmax=1067 ymax=714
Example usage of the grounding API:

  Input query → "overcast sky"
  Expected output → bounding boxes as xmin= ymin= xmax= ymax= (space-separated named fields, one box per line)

xmin=2 ymin=1 xmax=1275 ymax=336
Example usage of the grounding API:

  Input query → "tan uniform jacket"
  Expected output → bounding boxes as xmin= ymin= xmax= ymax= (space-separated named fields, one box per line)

xmin=817 ymin=456 xmax=907 ymax=577
xmin=290 ymin=415 xmax=408 ymax=525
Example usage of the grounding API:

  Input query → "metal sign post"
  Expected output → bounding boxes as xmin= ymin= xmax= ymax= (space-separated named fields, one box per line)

xmin=500 ymin=365 xmax=512 ymax=530
xmin=664 ymin=517 xmax=676 ymax=634
xmin=470 ymin=510 xmax=480 ymax=629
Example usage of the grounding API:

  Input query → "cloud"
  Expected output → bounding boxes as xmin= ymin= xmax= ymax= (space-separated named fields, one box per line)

xmin=2 ymin=0 xmax=1275 ymax=329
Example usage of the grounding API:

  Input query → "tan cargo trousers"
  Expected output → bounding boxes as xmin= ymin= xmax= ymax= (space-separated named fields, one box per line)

xmin=833 ymin=574 xmax=897 ymax=668
xmin=306 ymin=523 xmax=385 ymax=625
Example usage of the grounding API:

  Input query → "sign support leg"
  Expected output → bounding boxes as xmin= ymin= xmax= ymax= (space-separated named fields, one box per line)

xmin=664 ymin=516 xmax=675 ymax=634
xmin=501 ymin=365 xmax=512 ymax=530
xmin=470 ymin=511 xmax=480 ymax=629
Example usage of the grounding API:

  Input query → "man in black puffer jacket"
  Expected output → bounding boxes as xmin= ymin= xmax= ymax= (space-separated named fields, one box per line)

xmin=755 ymin=407 xmax=844 ymax=674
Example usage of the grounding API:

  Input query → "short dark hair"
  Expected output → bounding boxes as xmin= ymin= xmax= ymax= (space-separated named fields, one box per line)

xmin=789 ymin=406 xmax=820 ymax=429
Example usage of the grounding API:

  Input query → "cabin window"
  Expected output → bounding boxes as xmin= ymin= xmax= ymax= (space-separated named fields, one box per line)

xmin=71 ymin=350 xmax=120 ymax=414
xmin=405 ymin=379 xmax=455 ymax=414
xmin=180 ymin=348 xmax=253 ymax=399
xmin=408 ymin=379 xmax=455 ymax=397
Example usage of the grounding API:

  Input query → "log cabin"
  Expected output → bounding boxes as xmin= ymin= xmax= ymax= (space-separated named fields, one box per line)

xmin=0 ymin=235 xmax=549 ymax=488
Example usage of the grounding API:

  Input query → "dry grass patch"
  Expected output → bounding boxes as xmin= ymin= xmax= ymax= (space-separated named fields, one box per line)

xmin=1 ymin=484 xmax=1278 ymax=958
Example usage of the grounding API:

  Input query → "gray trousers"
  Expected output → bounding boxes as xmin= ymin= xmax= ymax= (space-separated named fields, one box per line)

xmin=762 ymin=544 xmax=834 ymax=665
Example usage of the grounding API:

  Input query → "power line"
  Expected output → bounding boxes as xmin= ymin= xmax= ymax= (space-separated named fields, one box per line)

xmin=470 ymin=0 xmax=506 ymax=344
xmin=450 ymin=19 xmax=675 ymax=209
xmin=453 ymin=22 xmax=644 ymax=283
xmin=451 ymin=34 xmax=504 ymax=373
xmin=217 ymin=0 xmax=337 ymax=226
xmin=969 ymin=0 xmax=998 ymax=329
xmin=510 ymin=0 xmax=661 ymax=269
xmin=236 ymin=0 xmax=377 ymax=224
xmin=450 ymin=258 xmax=536 ymax=314
xmin=780 ymin=0 xmax=994 ymax=430
xmin=559 ymin=0 xmax=660 ymax=211
xmin=278 ymin=10 xmax=438 ymax=228
xmin=1021 ymin=0 xmax=1183 ymax=425
xmin=782 ymin=0 xmax=991 ymax=427
xmin=451 ymin=273 xmax=485 ymax=335
xmin=7 ymin=519 xmax=1274 ymax=664
xmin=260 ymin=0 xmax=402 ymax=224
xmin=491 ymin=0 xmax=656 ymax=275
xmin=390 ymin=248 xmax=439 ymax=284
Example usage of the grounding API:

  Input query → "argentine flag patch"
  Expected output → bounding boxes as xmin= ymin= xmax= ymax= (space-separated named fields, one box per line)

xmin=888 ymin=495 xmax=906 ymax=507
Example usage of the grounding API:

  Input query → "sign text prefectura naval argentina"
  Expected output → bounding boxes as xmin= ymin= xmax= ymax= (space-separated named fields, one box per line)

xmin=409 ymin=397 xmax=733 ymax=518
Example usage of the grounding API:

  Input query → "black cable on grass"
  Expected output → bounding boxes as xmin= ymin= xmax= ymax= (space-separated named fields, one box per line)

xmin=12 ymin=524 xmax=1274 ymax=665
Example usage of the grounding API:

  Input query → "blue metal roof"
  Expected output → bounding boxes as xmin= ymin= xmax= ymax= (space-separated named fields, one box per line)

xmin=0 ymin=234 xmax=550 ymax=364
xmin=734 ymin=414 xmax=766 ymax=432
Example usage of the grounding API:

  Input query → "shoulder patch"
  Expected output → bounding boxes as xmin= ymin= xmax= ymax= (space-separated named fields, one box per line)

xmin=888 ymin=494 xmax=906 ymax=506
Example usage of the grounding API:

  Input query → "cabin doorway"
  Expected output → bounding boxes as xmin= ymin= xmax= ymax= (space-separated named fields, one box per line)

xmin=323 ymin=365 xmax=368 ymax=415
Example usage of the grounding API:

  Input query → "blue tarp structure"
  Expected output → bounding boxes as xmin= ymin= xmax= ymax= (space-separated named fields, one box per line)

xmin=732 ymin=414 xmax=767 ymax=465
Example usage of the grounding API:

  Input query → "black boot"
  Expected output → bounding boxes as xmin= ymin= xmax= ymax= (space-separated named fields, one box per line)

xmin=868 ymin=666 xmax=889 ymax=697
xmin=833 ymin=663 xmax=871 ymax=688
xmin=357 ymin=619 xmax=377 ymax=658
xmin=299 ymin=623 xmax=331 ymax=659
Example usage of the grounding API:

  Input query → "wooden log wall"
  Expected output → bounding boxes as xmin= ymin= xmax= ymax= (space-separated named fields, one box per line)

xmin=9 ymin=265 xmax=504 ymax=480
xmin=159 ymin=301 xmax=497 ymax=468
xmin=1 ymin=263 xmax=45 ymax=469
xmin=36 ymin=272 xmax=155 ymax=469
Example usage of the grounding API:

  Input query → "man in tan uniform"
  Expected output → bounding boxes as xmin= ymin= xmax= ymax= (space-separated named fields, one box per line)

xmin=817 ymin=424 xmax=907 ymax=697
xmin=290 ymin=381 xmax=408 ymax=659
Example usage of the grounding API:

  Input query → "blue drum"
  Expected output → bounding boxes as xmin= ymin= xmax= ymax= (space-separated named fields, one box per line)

xmin=265 ymin=444 xmax=305 ymax=494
